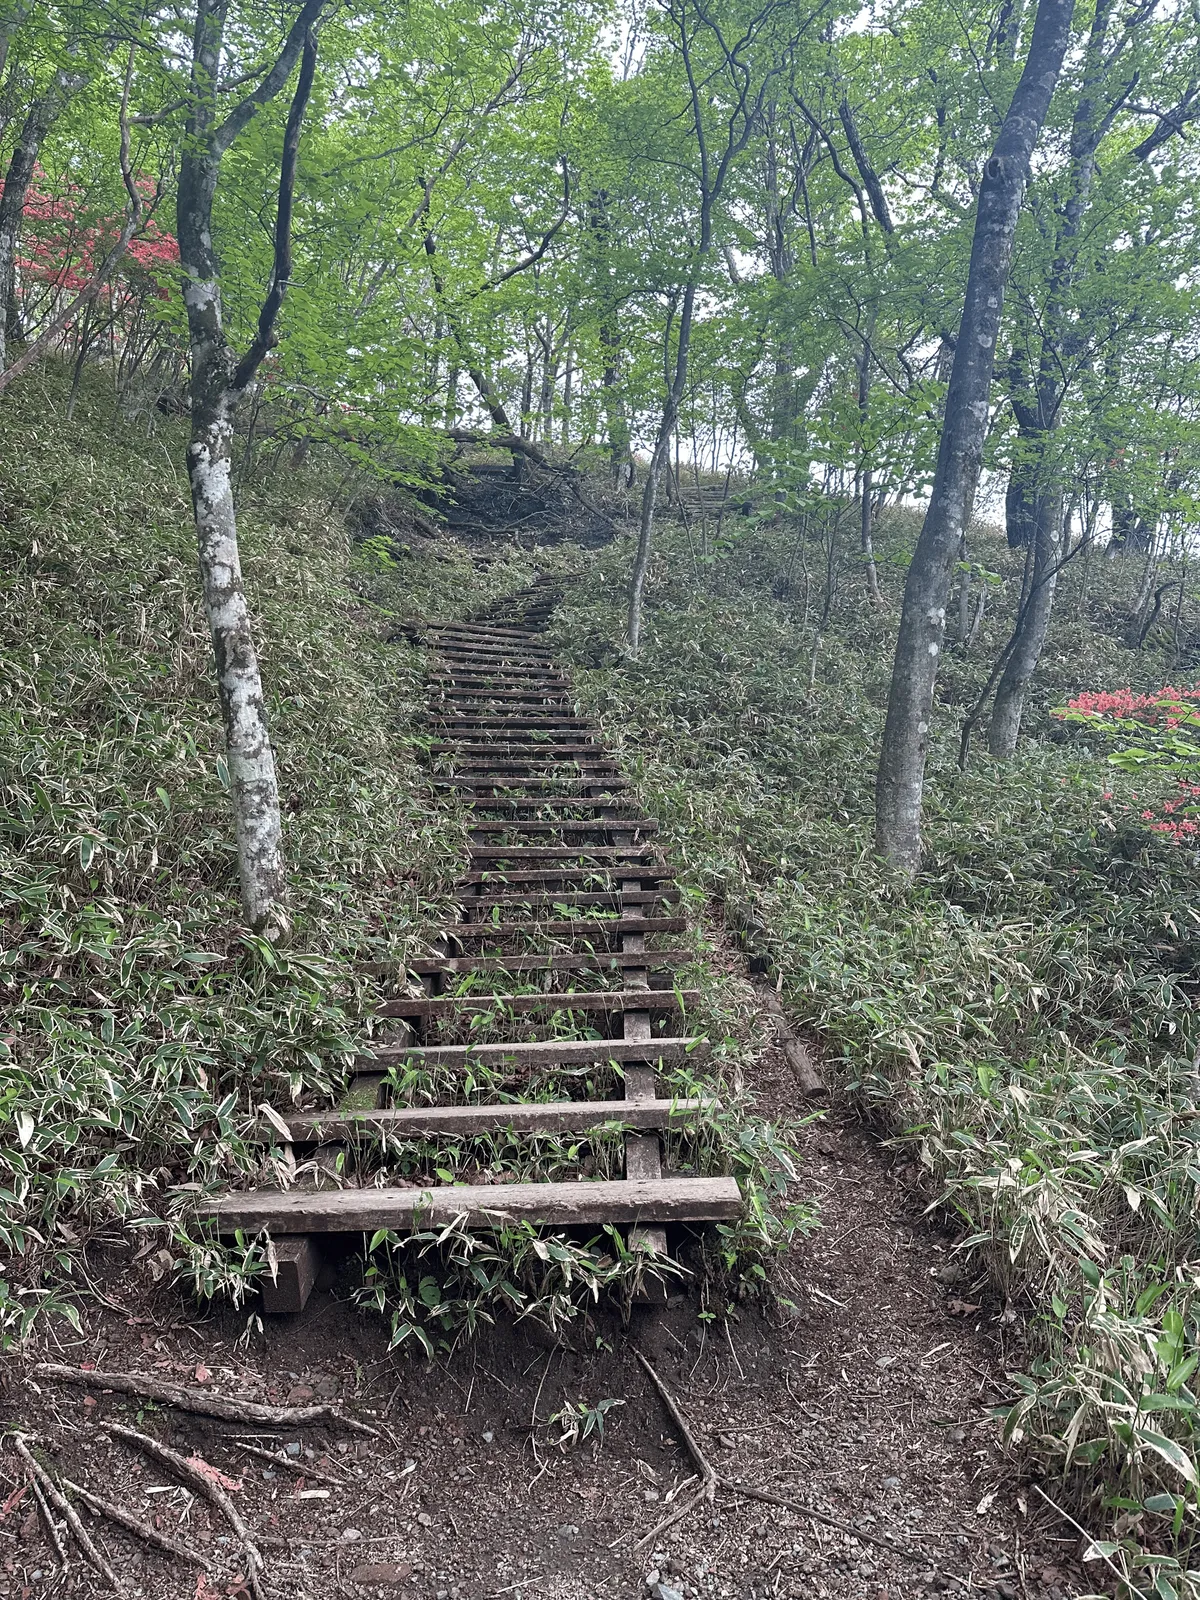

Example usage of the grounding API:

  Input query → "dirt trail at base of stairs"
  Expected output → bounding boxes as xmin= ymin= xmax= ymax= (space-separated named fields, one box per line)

xmin=1 ymin=1031 xmax=1091 ymax=1600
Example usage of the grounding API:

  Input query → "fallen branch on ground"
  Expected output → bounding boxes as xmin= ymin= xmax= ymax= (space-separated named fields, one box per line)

xmin=107 ymin=1422 xmax=264 ymax=1600
xmin=232 ymin=1440 xmax=345 ymax=1486
xmin=11 ymin=1435 xmax=121 ymax=1588
xmin=62 ymin=1477 xmax=207 ymax=1567
xmin=30 ymin=1476 xmax=70 ymax=1569
xmin=630 ymin=1353 xmax=924 ymax=1564
xmin=34 ymin=1362 xmax=380 ymax=1436
xmin=630 ymin=1352 xmax=717 ymax=1549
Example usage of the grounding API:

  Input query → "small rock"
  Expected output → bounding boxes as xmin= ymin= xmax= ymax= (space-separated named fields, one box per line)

xmin=341 ymin=1527 xmax=363 ymax=1543
xmin=417 ymin=1512 xmax=433 ymax=1527
xmin=652 ymin=1585 xmax=684 ymax=1600
xmin=286 ymin=1385 xmax=314 ymax=1405
xmin=557 ymin=1523 xmax=579 ymax=1540
xmin=882 ymin=1477 xmax=901 ymax=1490
xmin=285 ymin=1442 xmax=302 ymax=1458
xmin=645 ymin=1571 xmax=661 ymax=1588
xmin=481 ymin=1431 xmax=494 ymax=1444
xmin=644 ymin=1489 xmax=660 ymax=1503
xmin=349 ymin=1564 xmax=412 ymax=1589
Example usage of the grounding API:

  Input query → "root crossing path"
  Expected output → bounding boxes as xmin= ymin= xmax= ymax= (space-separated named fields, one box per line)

xmin=202 ymin=576 xmax=739 ymax=1308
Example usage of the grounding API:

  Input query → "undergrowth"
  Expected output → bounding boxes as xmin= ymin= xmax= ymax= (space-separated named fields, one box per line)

xmin=553 ymin=509 xmax=1200 ymax=1595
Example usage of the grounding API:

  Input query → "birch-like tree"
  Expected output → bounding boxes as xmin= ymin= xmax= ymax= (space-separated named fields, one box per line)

xmin=174 ymin=0 xmax=325 ymax=935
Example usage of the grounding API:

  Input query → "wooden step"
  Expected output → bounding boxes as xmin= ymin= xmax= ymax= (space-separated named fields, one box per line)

xmin=433 ymin=743 xmax=603 ymax=755
xmin=379 ymin=989 xmax=697 ymax=1019
xmin=432 ymin=643 xmax=553 ymax=659
xmin=425 ymin=624 xmax=544 ymax=643
xmin=363 ymin=1036 xmax=706 ymax=1070
xmin=435 ymin=687 xmax=573 ymax=701
xmin=460 ymin=797 xmax=638 ymax=812
xmin=408 ymin=950 xmax=689 ymax=976
xmin=454 ymin=890 xmax=678 ymax=911
xmin=443 ymin=915 xmax=685 ymax=940
xmin=458 ymin=868 xmax=670 ymax=886
xmin=434 ymin=719 xmax=599 ymax=732
xmin=465 ymin=819 xmax=659 ymax=834
xmin=271 ymin=1096 xmax=711 ymax=1142
xmin=202 ymin=1176 xmax=742 ymax=1233
xmin=452 ymin=771 xmax=623 ymax=785
xmin=436 ymin=783 xmax=631 ymax=799
xmin=468 ymin=846 xmax=660 ymax=861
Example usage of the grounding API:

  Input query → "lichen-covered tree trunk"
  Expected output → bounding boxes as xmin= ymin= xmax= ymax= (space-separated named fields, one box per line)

xmin=175 ymin=0 xmax=322 ymax=933
xmin=873 ymin=0 xmax=1075 ymax=873
xmin=189 ymin=402 xmax=288 ymax=927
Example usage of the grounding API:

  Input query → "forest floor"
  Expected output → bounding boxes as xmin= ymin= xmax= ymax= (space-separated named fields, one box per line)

xmin=3 ymin=1029 xmax=1091 ymax=1600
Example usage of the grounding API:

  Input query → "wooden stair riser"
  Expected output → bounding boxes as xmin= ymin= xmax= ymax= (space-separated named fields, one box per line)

xmin=202 ymin=1177 xmax=742 ymax=1234
xmin=263 ymin=1097 xmax=714 ymax=1143
xmin=361 ymin=1036 xmax=707 ymax=1070
xmin=378 ymin=989 xmax=697 ymax=1019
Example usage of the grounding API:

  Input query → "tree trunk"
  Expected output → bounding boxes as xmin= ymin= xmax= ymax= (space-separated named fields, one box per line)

xmin=627 ymin=281 xmax=697 ymax=655
xmin=874 ymin=0 xmax=1075 ymax=873
xmin=987 ymin=0 xmax=1118 ymax=748
xmin=857 ymin=348 xmax=880 ymax=602
xmin=1005 ymin=450 xmax=1038 ymax=548
xmin=987 ymin=489 xmax=1063 ymax=754
xmin=174 ymin=0 xmax=322 ymax=934
xmin=0 ymin=90 xmax=58 ymax=369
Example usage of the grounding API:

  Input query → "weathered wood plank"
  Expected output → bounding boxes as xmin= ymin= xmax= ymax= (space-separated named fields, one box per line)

xmin=362 ymin=1035 xmax=706 ymax=1069
xmin=407 ymin=949 xmax=689 ymax=975
xmin=442 ymin=915 xmax=686 ymax=940
xmin=468 ymin=846 xmax=660 ymax=860
xmin=378 ymin=989 xmax=697 ymax=1019
xmin=464 ymin=818 xmax=659 ymax=834
xmin=454 ymin=890 xmax=678 ymax=912
xmin=202 ymin=1176 xmax=742 ymax=1233
xmin=272 ymin=1097 xmax=712 ymax=1142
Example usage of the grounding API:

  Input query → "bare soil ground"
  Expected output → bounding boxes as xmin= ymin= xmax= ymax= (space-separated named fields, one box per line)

xmin=0 ymin=1032 xmax=1091 ymax=1600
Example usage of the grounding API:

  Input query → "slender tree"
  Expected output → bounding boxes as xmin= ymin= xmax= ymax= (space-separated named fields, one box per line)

xmin=874 ymin=0 xmax=1076 ymax=874
xmin=176 ymin=0 xmax=325 ymax=935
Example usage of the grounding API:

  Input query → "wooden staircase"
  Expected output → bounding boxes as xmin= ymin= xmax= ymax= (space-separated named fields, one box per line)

xmin=198 ymin=575 xmax=741 ymax=1312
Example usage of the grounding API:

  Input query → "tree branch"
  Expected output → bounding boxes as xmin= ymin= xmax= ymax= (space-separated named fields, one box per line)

xmin=232 ymin=21 xmax=318 ymax=391
xmin=212 ymin=0 xmax=326 ymax=157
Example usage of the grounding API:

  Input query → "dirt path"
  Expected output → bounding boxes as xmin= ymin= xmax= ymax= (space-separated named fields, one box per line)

xmin=2 ymin=1033 xmax=1088 ymax=1600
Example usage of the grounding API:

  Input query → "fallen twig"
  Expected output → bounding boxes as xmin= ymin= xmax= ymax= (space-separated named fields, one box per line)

xmin=62 ymin=1477 xmax=206 ymax=1568
xmin=1031 ymin=1484 xmax=1151 ymax=1600
xmin=630 ymin=1352 xmax=718 ymax=1550
xmin=11 ymin=1435 xmax=121 ymax=1588
xmin=627 ymin=1355 xmax=925 ymax=1564
xmin=232 ymin=1440 xmax=345 ymax=1486
xmin=34 ymin=1361 xmax=380 ymax=1436
xmin=30 ymin=1475 xmax=70 ymax=1569
xmin=107 ymin=1422 xmax=264 ymax=1600
xmin=719 ymin=1480 xmax=923 ymax=1563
